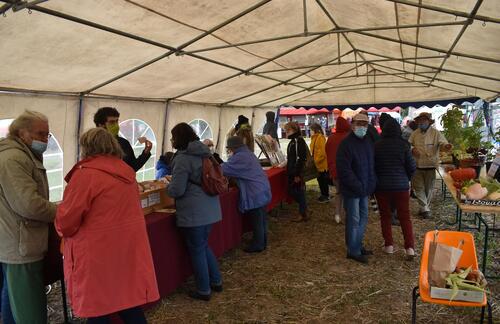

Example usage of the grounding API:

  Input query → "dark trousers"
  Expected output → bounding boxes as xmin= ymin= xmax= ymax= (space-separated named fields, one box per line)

xmin=288 ymin=177 xmax=307 ymax=214
xmin=87 ymin=306 xmax=147 ymax=324
xmin=1 ymin=268 xmax=14 ymax=324
xmin=317 ymin=171 xmax=330 ymax=197
xmin=246 ymin=207 xmax=268 ymax=250
xmin=375 ymin=191 xmax=414 ymax=249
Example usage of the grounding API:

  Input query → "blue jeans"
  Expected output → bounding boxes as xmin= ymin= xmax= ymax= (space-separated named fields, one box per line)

xmin=246 ymin=207 xmax=268 ymax=250
xmin=181 ymin=225 xmax=222 ymax=295
xmin=288 ymin=177 xmax=307 ymax=214
xmin=344 ymin=196 xmax=369 ymax=256
xmin=1 ymin=266 xmax=15 ymax=324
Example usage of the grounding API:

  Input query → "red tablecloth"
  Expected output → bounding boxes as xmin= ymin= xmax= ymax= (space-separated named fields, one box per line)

xmin=46 ymin=167 xmax=288 ymax=320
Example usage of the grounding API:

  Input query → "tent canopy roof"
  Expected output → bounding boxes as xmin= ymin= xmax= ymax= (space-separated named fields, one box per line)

xmin=0 ymin=0 xmax=499 ymax=107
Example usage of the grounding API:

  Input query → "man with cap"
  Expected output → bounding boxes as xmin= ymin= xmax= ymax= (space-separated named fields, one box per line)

xmin=409 ymin=112 xmax=452 ymax=218
xmin=221 ymin=136 xmax=271 ymax=253
xmin=336 ymin=113 xmax=377 ymax=264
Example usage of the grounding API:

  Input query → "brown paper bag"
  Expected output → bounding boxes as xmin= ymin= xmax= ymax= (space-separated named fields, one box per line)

xmin=428 ymin=231 xmax=464 ymax=288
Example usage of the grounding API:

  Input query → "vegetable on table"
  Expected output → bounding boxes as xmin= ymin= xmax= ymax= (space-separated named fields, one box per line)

xmin=449 ymin=168 xmax=476 ymax=182
xmin=465 ymin=183 xmax=488 ymax=200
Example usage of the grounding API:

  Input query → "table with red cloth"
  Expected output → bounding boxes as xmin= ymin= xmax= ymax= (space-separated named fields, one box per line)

xmin=44 ymin=167 xmax=289 ymax=320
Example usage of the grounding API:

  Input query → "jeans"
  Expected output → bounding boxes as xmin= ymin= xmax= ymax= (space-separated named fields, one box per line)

xmin=87 ymin=306 xmax=146 ymax=324
xmin=181 ymin=224 xmax=222 ymax=295
xmin=288 ymin=177 xmax=307 ymax=214
xmin=316 ymin=171 xmax=330 ymax=197
xmin=1 ymin=267 xmax=14 ymax=324
xmin=376 ymin=191 xmax=414 ymax=249
xmin=344 ymin=196 xmax=369 ymax=256
xmin=246 ymin=207 xmax=268 ymax=250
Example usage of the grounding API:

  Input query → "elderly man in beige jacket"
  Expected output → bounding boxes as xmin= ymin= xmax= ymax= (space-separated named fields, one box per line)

xmin=0 ymin=110 xmax=56 ymax=324
xmin=409 ymin=112 xmax=452 ymax=219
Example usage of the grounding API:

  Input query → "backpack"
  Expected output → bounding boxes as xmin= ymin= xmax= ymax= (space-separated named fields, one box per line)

xmin=199 ymin=156 xmax=229 ymax=196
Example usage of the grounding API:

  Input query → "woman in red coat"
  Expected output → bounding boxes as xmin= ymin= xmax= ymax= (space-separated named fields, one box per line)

xmin=325 ymin=117 xmax=350 ymax=223
xmin=55 ymin=128 xmax=159 ymax=323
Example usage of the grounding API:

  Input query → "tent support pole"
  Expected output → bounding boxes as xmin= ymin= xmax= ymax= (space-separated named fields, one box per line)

xmin=427 ymin=0 xmax=484 ymax=85
xmin=76 ymin=94 xmax=84 ymax=161
xmin=303 ymin=0 xmax=308 ymax=34
xmin=161 ymin=100 xmax=170 ymax=155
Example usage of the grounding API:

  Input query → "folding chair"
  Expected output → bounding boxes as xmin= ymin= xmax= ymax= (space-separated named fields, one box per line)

xmin=411 ymin=231 xmax=492 ymax=324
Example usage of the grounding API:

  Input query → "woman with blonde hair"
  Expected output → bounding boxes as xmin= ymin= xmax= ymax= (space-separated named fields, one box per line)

xmin=309 ymin=123 xmax=329 ymax=203
xmin=56 ymin=128 xmax=159 ymax=323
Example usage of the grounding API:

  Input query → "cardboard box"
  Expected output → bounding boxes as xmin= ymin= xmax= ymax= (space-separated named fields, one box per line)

xmin=430 ymin=286 xmax=485 ymax=303
xmin=140 ymin=188 xmax=174 ymax=215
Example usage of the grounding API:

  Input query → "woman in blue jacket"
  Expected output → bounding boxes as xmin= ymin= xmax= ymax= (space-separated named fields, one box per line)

xmin=222 ymin=136 xmax=272 ymax=253
xmin=167 ymin=123 xmax=222 ymax=301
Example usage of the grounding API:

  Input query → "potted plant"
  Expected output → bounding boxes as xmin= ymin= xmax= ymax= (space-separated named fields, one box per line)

xmin=441 ymin=106 xmax=489 ymax=175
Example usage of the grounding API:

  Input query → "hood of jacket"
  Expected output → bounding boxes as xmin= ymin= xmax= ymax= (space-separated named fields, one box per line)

xmin=182 ymin=140 xmax=211 ymax=158
xmin=381 ymin=118 xmax=402 ymax=138
xmin=379 ymin=113 xmax=393 ymax=128
xmin=65 ymin=155 xmax=135 ymax=184
xmin=335 ymin=117 xmax=350 ymax=133
xmin=266 ymin=111 xmax=275 ymax=122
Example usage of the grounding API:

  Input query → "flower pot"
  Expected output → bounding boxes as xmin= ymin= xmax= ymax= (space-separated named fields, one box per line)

xmin=459 ymin=158 xmax=484 ymax=179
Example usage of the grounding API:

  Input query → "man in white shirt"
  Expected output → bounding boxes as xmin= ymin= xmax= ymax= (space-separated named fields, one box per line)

xmin=409 ymin=112 xmax=452 ymax=218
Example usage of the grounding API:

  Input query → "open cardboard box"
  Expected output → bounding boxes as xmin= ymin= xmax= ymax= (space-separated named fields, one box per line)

xmin=140 ymin=187 xmax=174 ymax=215
xmin=430 ymin=286 xmax=485 ymax=303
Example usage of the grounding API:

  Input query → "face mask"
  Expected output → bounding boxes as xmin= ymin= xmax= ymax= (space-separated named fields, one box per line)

xmin=31 ymin=140 xmax=48 ymax=155
xmin=353 ymin=127 xmax=367 ymax=138
xmin=419 ymin=122 xmax=430 ymax=131
xmin=106 ymin=123 xmax=120 ymax=136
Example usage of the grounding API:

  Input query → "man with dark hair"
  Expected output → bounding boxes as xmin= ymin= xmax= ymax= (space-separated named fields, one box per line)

xmin=94 ymin=107 xmax=152 ymax=172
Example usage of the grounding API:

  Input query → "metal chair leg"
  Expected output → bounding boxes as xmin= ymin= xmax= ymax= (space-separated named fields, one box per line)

xmin=60 ymin=279 xmax=70 ymax=324
xmin=412 ymin=286 xmax=419 ymax=324
xmin=480 ymin=301 xmax=493 ymax=324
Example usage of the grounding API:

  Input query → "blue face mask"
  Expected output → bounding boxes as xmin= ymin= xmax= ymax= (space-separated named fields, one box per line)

xmin=419 ymin=122 xmax=430 ymax=131
xmin=354 ymin=127 xmax=367 ymax=138
xmin=31 ymin=140 xmax=48 ymax=155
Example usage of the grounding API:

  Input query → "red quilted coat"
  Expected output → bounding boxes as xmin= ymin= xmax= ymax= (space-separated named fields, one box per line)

xmin=55 ymin=155 xmax=159 ymax=318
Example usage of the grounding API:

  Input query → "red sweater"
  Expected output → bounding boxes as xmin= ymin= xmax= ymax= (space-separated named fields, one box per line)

xmin=325 ymin=117 xmax=350 ymax=180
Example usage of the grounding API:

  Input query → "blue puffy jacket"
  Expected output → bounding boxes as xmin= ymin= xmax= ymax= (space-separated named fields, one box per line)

xmin=222 ymin=146 xmax=272 ymax=213
xmin=375 ymin=118 xmax=416 ymax=192
xmin=336 ymin=132 xmax=376 ymax=198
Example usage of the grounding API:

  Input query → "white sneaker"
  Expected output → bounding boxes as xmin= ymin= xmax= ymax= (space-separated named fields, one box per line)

xmin=334 ymin=214 xmax=340 ymax=224
xmin=405 ymin=248 xmax=415 ymax=259
xmin=383 ymin=245 xmax=394 ymax=254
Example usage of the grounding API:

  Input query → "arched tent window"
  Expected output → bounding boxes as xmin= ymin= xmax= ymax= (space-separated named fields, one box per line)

xmin=119 ymin=119 xmax=157 ymax=182
xmin=188 ymin=119 xmax=213 ymax=140
xmin=0 ymin=118 xmax=63 ymax=202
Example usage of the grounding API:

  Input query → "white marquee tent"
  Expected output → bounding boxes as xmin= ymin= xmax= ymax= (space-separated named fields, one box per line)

xmin=0 ymin=0 xmax=499 ymax=198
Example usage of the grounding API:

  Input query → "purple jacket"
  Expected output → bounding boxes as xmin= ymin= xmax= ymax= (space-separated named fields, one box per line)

xmin=221 ymin=146 xmax=271 ymax=212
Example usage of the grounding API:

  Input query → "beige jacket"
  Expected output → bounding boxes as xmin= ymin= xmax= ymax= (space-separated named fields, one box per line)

xmin=409 ymin=127 xmax=448 ymax=168
xmin=0 ymin=137 xmax=56 ymax=264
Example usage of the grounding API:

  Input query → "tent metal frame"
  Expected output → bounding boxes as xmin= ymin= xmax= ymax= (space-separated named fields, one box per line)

xmin=0 ymin=0 xmax=498 ymax=106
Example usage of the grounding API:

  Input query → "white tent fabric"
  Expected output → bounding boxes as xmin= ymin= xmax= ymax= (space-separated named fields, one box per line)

xmin=0 ymin=0 xmax=498 ymax=106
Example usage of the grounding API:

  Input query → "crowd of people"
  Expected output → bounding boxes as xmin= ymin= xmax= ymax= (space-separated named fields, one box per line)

xmin=0 ymin=107 xmax=451 ymax=323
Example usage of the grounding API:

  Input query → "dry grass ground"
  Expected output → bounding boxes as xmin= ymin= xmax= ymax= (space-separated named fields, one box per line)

xmin=47 ymin=182 xmax=498 ymax=323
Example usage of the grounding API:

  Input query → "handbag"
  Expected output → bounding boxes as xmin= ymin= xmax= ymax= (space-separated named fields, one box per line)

xmin=296 ymin=138 xmax=318 ymax=182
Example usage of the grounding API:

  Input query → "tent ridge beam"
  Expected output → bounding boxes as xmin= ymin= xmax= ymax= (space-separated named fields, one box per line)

xmin=357 ymin=49 xmax=500 ymax=82
xmin=370 ymin=62 xmax=498 ymax=94
xmin=183 ymin=20 xmax=467 ymax=54
xmin=288 ymin=71 xmax=436 ymax=85
xmin=386 ymin=0 xmax=500 ymax=24
xmin=254 ymin=55 xmax=445 ymax=74
xmin=354 ymin=30 xmax=500 ymax=64
xmin=222 ymin=50 xmax=355 ymax=105
xmin=252 ymin=63 xmax=364 ymax=107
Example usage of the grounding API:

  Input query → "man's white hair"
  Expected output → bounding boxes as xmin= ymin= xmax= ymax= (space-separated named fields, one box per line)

xmin=202 ymin=139 xmax=213 ymax=146
xmin=8 ymin=110 xmax=48 ymax=138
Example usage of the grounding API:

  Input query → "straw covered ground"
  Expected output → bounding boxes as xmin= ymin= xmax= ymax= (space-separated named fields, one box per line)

xmin=47 ymin=182 xmax=499 ymax=323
